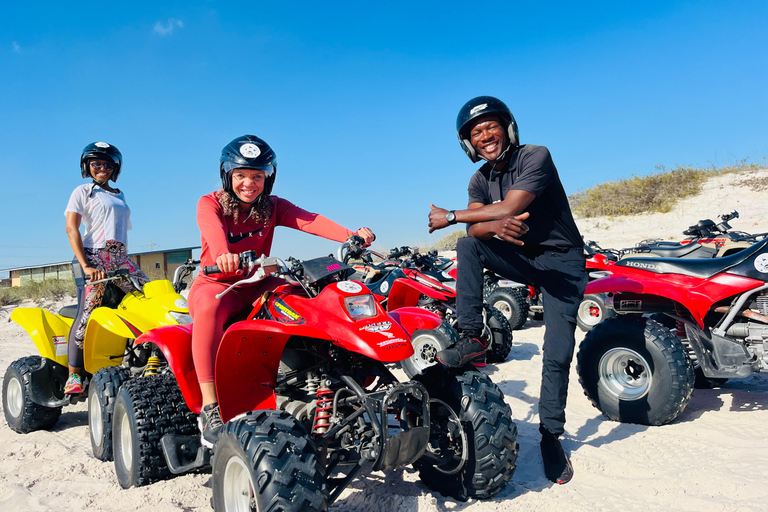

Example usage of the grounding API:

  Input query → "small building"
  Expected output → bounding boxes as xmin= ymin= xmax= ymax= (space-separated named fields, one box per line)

xmin=130 ymin=247 xmax=200 ymax=282
xmin=6 ymin=246 xmax=200 ymax=287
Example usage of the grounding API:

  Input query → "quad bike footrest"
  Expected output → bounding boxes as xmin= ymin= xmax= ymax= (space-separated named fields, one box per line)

xmin=160 ymin=434 xmax=211 ymax=475
xmin=372 ymin=381 xmax=431 ymax=472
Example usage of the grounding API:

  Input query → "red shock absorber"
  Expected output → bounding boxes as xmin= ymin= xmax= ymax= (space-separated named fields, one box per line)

xmin=312 ymin=383 xmax=334 ymax=435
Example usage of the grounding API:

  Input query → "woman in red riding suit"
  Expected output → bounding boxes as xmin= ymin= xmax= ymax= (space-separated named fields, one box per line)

xmin=188 ymin=134 xmax=375 ymax=447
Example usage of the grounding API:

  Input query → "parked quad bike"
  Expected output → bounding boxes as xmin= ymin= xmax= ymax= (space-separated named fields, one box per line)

xmin=576 ymin=237 xmax=768 ymax=426
xmin=3 ymin=263 xmax=193 ymax=463
xmin=343 ymin=242 xmax=513 ymax=373
xmin=111 ymin=248 xmax=519 ymax=510
xmin=483 ymin=272 xmax=530 ymax=331
xmin=578 ymin=213 xmax=765 ymax=333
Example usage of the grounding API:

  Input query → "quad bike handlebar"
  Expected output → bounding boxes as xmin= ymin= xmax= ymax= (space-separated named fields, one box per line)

xmin=88 ymin=268 xmax=145 ymax=291
xmin=337 ymin=236 xmax=384 ymax=265
xmin=172 ymin=259 xmax=200 ymax=293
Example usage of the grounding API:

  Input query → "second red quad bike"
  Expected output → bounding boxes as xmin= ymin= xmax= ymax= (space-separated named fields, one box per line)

xmin=111 ymin=247 xmax=518 ymax=510
xmin=341 ymin=241 xmax=513 ymax=375
xmin=576 ymin=237 xmax=768 ymax=426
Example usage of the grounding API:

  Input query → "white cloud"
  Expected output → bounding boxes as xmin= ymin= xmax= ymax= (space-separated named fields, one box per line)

xmin=153 ymin=18 xmax=184 ymax=37
xmin=12 ymin=41 xmax=21 ymax=52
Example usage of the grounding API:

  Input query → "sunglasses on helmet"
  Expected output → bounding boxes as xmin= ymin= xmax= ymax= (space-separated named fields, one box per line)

xmin=222 ymin=161 xmax=275 ymax=176
xmin=90 ymin=161 xmax=115 ymax=171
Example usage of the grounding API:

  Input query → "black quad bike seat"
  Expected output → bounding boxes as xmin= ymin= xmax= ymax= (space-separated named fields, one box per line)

xmin=616 ymin=238 xmax=767 ymax=279
xmin=59 ymin=305 xmax=78 ymax=319
xmin=630 ymin=243 xmax=716 ymax=259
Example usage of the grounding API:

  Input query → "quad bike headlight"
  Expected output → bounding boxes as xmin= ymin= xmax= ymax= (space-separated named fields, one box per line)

xmin=344 ymin=294 xmax=377 ymax=320
xmin=169 ymin=311 xmax=193 ymax=325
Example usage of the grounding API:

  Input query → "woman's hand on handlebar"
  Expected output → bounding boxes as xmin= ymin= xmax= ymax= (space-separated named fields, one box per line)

xmin=215 ymin=253 xmax=242 ymax=275
xmin=84 ymin=266 xmax=105 ymax=282
xmin=355 ymin=227 xmax=376 ymax=245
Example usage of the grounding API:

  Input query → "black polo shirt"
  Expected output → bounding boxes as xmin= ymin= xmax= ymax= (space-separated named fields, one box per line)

xmin=467 ymin=144 xmax=582 ymax=251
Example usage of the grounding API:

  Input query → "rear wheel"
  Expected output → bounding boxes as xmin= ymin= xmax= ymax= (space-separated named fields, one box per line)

xmin=212 ymin=410 xmax=327 ymax=512
xmin=486 ymin=287 xmax=529 ymax=331
xmin=113 ymin=374 xmax=197 ymax=488
xmin=3 ymin=356 xmax=61 ymax=433
xmin=577 ymin=316 xmax=694 ymax=425
xmin=401 ymin=321 xmax=457 ymax=379
xmin=484 ymin=306 xmax=513 ymax=364
xmin=89 ymin=365 xmax=131 ymax=461
xmin=648 ymin=313 xmax=728 ymax=389
xmin=414 ymin=369 xmax=518 ymax=501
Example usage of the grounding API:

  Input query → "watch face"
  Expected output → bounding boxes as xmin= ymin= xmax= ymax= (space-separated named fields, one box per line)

xmin=446 ymin=212 xmax=456 ymax=223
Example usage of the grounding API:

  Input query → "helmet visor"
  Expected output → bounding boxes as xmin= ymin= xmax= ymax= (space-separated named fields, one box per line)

xmin=222 ymin=161 xmax=275 ymax=176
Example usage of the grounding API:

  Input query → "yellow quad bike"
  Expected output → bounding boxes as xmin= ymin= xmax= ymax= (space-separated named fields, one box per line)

xmin=2 ymin=263 xmax=195 ymax=462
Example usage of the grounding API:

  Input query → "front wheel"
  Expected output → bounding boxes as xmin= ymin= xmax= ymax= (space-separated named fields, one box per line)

xmin=414 ymin=369 xmax=518 ymax=501
xmin=89 ymin=365 xmax=131 ymax=461
xmin=576 ymin=294 xmax=615 ymax=332
xmin=113 ymin=375 xmax=197 ymax=488
xmin=401 ymin=321 xmax=457 ymax=379
xmin=576 ymin=316 xmax=694 ymax=426
xmin=3 ymin=356 xmax=61 ymax=433
xmin=212 ymin=410 xmax=327 ymax=512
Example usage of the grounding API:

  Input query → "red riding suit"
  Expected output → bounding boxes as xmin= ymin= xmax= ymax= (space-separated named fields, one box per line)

xmin=188 ymin=192 xmax=356 ymax=382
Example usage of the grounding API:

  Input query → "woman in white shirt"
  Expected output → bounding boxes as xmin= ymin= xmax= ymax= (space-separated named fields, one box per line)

xmin=63 ymin=142 xmax=148 ymax=394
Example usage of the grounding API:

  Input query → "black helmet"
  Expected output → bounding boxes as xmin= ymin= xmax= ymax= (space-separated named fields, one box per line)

xmin=220 ymin=135 xmax=277 ymax=199
xmin=456 ymin=96 xmax=519 ymax=163
xmin=80 ymin=142 xmax=123 ymax=181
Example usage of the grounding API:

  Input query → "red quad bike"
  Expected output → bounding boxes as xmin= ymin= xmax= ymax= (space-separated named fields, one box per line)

xmin=111 ymin=249 xmax=519 ymax=510
xmin=575 ymin=237 xmax=768 ymax=426
xmin=341 ymin=241 xmax=513 ymax=377
xmin=579 ymin=212 xmax=766 ymax=333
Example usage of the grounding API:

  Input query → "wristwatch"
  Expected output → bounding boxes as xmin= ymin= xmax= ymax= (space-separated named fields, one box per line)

xmin=446 ymin=210 xmax=457 ymax=225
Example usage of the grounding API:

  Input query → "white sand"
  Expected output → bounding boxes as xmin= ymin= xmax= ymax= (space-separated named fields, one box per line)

xmin=2 ymin=170 xmax=768 ymax=511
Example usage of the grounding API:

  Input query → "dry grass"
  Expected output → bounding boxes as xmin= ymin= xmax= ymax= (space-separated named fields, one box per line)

xmin=0 ymin=280 xmax=76 ymax=306
xmin=424 ymin=230 xmax=467 ymax=252
xmin=569 ymin=160 xmax=761 ymax=218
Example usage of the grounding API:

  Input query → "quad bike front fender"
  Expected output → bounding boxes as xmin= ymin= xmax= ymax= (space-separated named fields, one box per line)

xmin=387 ymin=278 xmax=450 ymax=311
xmin=587 ymin=272 xmax=765 ymax=327
xmin=83 ymin=307 xmax=142 ymax=374
xmin=389 ymin=307 xmax=442 ymax=336
xmin=214 ymin=320 xmax=332 ymax=423
xmin=10 ymin=308 xmax=72 ymax=366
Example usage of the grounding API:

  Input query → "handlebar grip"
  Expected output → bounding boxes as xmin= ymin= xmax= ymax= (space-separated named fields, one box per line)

xmin=203 ymin=265 xmax=221 ymax=275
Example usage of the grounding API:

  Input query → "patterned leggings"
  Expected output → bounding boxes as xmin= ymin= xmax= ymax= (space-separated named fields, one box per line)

xmin=68 ymin=241 xmax=149 ymax=368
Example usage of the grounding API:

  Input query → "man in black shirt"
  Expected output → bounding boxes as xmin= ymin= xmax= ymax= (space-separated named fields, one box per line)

xmin=428 ymin=96 xmax=587 ymax=485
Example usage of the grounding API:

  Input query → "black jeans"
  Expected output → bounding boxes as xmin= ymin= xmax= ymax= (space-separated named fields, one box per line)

xmin=455 ymin=236 xmax=588 ymax=436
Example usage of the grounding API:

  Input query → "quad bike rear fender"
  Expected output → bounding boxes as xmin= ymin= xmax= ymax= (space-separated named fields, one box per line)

xmin=10 ymin=308 xmax=72 ymax=366
xmin=131 ymin=324 xmax=201 ymax=412
xmin=214 ymin=320 xmax=333 ymax=422
xmin=587 ymin=271 xmax=765 ymax=327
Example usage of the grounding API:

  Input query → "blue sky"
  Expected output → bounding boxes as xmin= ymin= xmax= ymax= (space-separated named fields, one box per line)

xmin=1 ymin=1 xmax=766 ymax=275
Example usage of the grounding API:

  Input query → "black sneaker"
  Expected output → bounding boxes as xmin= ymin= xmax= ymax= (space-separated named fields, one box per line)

xmin=198 ymin=402 xmax=224 ymax=449
xmin=435 ymin=331 xmax=487 ymax=368
xmin=540 ymin=426 xmax=573 ymax=484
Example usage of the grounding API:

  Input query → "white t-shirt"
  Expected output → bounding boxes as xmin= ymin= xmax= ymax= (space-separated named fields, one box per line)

xmin=65 ymin=184 xmax=132 ymax=249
